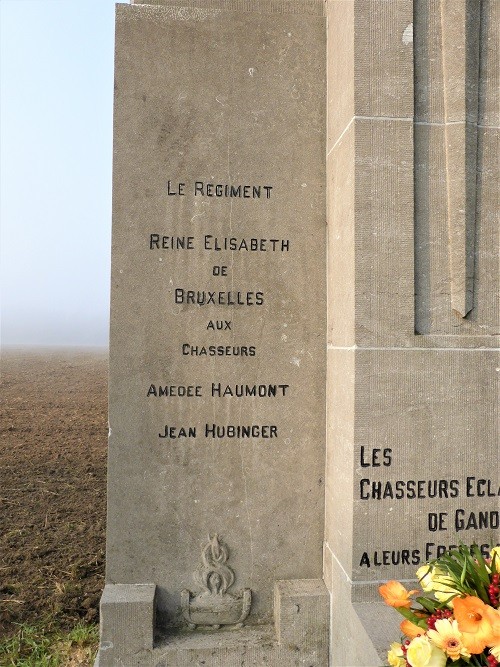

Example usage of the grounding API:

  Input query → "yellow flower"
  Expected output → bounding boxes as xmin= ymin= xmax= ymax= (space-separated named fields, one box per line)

xmin=491 ymin=547 xmax=500 ymax=573
xmin=429 ymin=567 xmax=460 ymax=605
xmin=406 ymin=636 xmax=447 ymax=667
xmin=434 ymin=585 xmax=459 ymax=605
xmin=427 ymin=618 xmax=470 ymax=661
xmin=430 ymin=566 xmax=455 ymax=585
xmin=416 ymin=565 xmax=434 ymax=592
xmin=387 ymin=642 xmax=406 ymax=667
xmin=414 ymin=564 xmax=458 ymax=604
xmin=491 ymin=645 xmax=500 ymax=661
xmin=379 ymin=580 xmax=419 ymax=608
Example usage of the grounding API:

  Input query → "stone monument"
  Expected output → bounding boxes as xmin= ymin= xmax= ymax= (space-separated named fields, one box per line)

xmin=98 ymin=0 xmax=498 ymax=665
xmin=326 ymin=0 xmax=499 ymax=664
xmin=98 ymin=1 xmax=329 ymax=665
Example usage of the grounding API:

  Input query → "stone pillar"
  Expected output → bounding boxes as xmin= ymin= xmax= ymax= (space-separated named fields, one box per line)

xmin=98 ymin=1 xmax=330 ymax=664
xmin=325 ymin=1 xmax=499 ymax=664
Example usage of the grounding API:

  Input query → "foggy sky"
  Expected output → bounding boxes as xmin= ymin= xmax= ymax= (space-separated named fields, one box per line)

xmin=1 ymin=0 xmax=123 ymax=346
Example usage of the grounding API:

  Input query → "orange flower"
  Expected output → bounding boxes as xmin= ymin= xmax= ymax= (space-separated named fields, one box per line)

xmin=488 ymin=610 xmax=500 ymax=648
xmin=453 ymin=596 xmax=500 ymax=653
xmin=401 ymin=619 xmax=424 ymax=638
xmin=379 ymin=581 xmax=419 ymax=608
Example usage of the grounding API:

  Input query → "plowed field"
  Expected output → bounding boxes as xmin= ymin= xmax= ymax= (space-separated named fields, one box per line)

xmin=0 ymin=348 xmax=108 ymax=637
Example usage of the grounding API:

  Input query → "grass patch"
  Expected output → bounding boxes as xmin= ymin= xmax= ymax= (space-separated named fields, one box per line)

xmin=0 ymin=621 xmax=99 ymax=666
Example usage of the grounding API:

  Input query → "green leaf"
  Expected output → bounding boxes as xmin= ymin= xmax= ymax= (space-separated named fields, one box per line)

xmin=471 ymin=544 xmax=490 ymax=583
xmin=395 ymin=607 xmax=424 ymax=625
xmin=415 ymin=596 xmax=436 ymax=613
xmin=460 ymin=554 xmax=468 ymax=585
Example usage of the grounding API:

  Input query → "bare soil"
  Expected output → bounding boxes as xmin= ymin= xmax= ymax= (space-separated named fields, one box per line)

xmin=0 ymin=348 xmax=108 ymax=637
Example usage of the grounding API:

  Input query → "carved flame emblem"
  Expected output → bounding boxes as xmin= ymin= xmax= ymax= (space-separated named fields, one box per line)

xmin=181 ymin=534 xmax=251 ymax=629
xmin=195 ymin=534 xmax=234 ymax=595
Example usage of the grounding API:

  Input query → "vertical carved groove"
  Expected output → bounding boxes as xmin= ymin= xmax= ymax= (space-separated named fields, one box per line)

xmin=440 ymin=0 xmax=481 ymax=318
xmin=414 ymin=0 xmax=484 ymax=333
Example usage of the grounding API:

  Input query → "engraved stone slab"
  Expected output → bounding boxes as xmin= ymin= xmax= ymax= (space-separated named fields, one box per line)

xmin=104 ymin=0 xmax=326 ymax=658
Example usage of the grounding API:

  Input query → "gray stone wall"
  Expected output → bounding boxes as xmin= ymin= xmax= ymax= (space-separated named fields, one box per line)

xmin=326 ymin=1 xmax=499 ymax=664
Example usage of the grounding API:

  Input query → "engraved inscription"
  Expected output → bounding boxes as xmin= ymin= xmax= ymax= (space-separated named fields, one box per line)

xmin=148 ymin=175 xmax=292 ymax=448
xmin=356 ymin=442 xmax=500 ymax=568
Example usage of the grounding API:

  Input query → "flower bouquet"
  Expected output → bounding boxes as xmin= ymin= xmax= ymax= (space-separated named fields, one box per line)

xmin=380 ymin=545 xmax=500 ymax=667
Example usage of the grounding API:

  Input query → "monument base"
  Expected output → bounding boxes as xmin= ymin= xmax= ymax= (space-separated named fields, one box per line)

xmin=325 ymin=545 xmax=403 ymax=666
xmin=96 ymin=579 xmax=329 ymax=666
